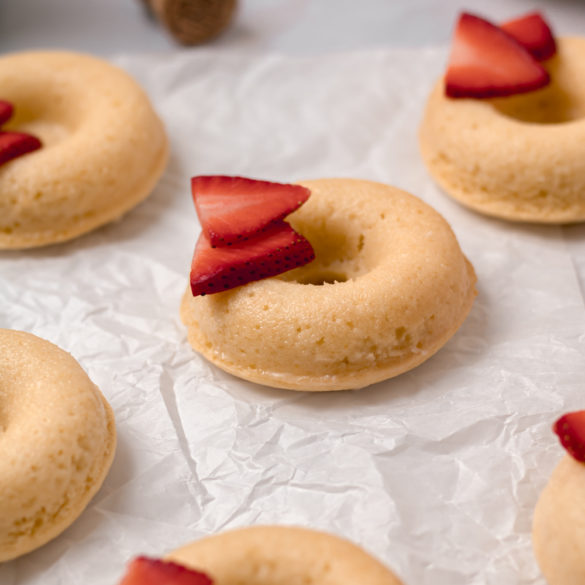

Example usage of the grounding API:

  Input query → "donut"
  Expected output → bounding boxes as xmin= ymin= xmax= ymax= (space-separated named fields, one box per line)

xmin=0 ymin=50 xmax=168 ymax=249
xmin=181 ymin=178 xmax=477 ymax=391
xmin=0 ymin=329 xmax=116 ymax=561
xmin=166 ymin=525 xmax=405 ymax=585
xmin=533 ymin=455 xmax=585 ymax=584
xmin=419 ymin=37 xmax=585 ymax=223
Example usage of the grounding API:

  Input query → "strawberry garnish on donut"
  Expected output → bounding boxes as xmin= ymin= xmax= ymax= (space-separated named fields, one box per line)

xmin=189 ymin=175 xmax=315 ymax=296
xmin=192 ymin=175 xmax=311 ymax=247
xmin=553 ymin=410 xmax=585 ymax=463
xmin=118 ymin=556 xmax=213 ymax=585
xmin=0 ymin=99 xmax=42 ymax=166
xmin=501 ymin=11 xmax=557 ymax=61
xmin=445 ymin=12 xmax=550 ymax=98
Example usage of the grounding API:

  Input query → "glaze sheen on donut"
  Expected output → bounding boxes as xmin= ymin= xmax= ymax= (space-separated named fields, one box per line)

xmin=0 ymin=51 xmax=168 ymax=249
xmin=181 ymin=178 xmax=477 ymax=391
xmin=419 ymin=37 xmax=585 ymax=223
xmin=167 ymin=526 xmax=405 ymax=585
xmin=0 ymin=330 xmax=116 ymax=561
xmin=533 ymin=455 xmax=585 ymax=585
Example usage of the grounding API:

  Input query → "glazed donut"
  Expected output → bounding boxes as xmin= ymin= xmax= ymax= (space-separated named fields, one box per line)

xmin=0 ymin=329 xmax=116 ymax=561
xmin=167 ymin=525 xmax=405 ymax=585
xmin=181 ymin=178 xmax=477 ymax=391
xmin=0 ymin=50 xmax=168 ymax=249
xmin=533 ymin=455 xmax=585 ymax=585
xmin=419 ymin=37 xmax=585 ymax=223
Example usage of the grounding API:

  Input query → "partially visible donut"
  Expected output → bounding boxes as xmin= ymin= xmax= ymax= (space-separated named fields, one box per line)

xmin=167 ymin=525 xmax=405 ymax=585
xmin=181 ymin=178 xmax=477 ymax=391
xmin=532 ymin=455 xmax=585 ymax=585
xmin=0 ymin=50 xmax=168 ymax=248
xmin=419 ymin=37 xmax=585 ymax=223
xmin=0 ymin=329 xmax=116 ymax=561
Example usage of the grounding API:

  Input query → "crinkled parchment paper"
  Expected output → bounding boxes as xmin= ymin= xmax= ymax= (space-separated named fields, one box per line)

xmin=1 ymin=47 xmax=585 ymax=585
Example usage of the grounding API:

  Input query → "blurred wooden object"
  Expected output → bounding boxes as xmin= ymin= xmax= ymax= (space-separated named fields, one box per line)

xmin=142 ymin=0 xmax=238 ymax=45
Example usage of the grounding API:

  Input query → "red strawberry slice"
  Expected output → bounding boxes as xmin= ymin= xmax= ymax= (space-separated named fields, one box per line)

xmin=191 ymin=175 xmax=311 ymax=247
xmin=445 ymin=12 xmax=550 ymax=98
xmin=0 ymin=100 xmax=14 ymax=126
xmin=190 ymin=221 xmax=314 ymax=296
xmin=0 ymin=131 xmax=42 ymax=167
xmin=501 ymin=12 xmax=556 ymax=61
xmin=553 ymin=410 xmax=585 ymax=463
xmin=118 ymin=556 xmax=213 ymax=585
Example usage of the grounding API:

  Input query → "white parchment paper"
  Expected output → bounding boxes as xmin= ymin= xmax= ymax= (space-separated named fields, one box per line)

xmin=1 ymin=47 xmax=585 ymax=585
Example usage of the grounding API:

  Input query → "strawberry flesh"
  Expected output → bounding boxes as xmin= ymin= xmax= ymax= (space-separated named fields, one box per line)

xmin=192 ymin=175 xmax=311 ymax=247
xmin=501 ymin=12 xmax=556 ymax=61
xmin=190 ymin=221 xmax=314 ymax=296
xmin=0 ymin=100 xmax=14 ymax=126
xmin=445 ymin=12 xmax=550 ymax=99
xmin=553 ymin=410 xmax=585 ymax=463
xmin=0 ymin=131 xmax=42 ymax=167
xmin=118 ymin=556 xmax=213 ymax=585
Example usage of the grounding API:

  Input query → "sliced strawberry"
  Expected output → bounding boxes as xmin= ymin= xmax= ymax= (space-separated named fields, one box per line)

xmin=445 ymin=12 xmax=550 ymax=98
xmin=0 ymin=131 xmax=42 ymax=167
xmin=553 ymin=410 xmax=585 ymax=463
xmin=190 ymin=221 xmax=314 ymax=296
xmin=0 ymin=100 xmax=13 ymax=126
xmin=118 ymin=556 xmax=213 ymax=585
xmin=191 ymin=175 xmax=311 ymax=247
xmin=501 ymin=12 xmax=556 ymax=61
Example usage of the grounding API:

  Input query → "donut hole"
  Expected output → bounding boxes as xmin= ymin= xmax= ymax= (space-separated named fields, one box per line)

xmin=294 ymin=269 xmax=348 ymax=286
xmin=492 ymin=55 xmax=585 ymax=124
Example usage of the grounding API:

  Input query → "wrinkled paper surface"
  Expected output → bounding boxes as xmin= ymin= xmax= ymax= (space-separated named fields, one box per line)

xmin=1 ymin=47 xmax=585 ymax=585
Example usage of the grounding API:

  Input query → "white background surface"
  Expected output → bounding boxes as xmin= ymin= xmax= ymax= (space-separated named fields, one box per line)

xmin=1 ymin=2 xmax=585 ymax=585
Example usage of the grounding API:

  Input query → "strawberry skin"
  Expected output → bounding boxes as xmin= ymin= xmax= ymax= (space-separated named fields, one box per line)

xmin=191 ymin=175 xmax=311 ymax=247
xmin=446 ymin=12 xmax=550 ymax=99
xmin=0 ymin=100 xmax=13 ymax=126
xmin=118 ymin=556 xmax=213 ymax=585
xmin=0 ymin=131 xmax=42 ymax=167
xmin=501 ymin=12 xmax=556 ymax=61
xmin=553 ymin=410 xmax=585 ymax=463
xmin=190 ymin=221 xmax=314 ymax=296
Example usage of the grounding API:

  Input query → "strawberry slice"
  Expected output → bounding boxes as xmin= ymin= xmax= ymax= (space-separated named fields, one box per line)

xmin=191 ymin=175 xmax=311 ymax=247
xmin=0 ymin=131 xmax=42 ymax=167
xmin=190 ymin=221 xmax=314 ymax=296
xmin=501 ymin=12 xmax=556 ymax=61
xmin=0 ymin=100 xmax=14 ymax=126
xmin=445 ymin=12 xmax=550 ymax=98
xmin=118 ymin=556 xmax=213 ymax=585
xmin=553 ymin=410 xmax=585 ymax=463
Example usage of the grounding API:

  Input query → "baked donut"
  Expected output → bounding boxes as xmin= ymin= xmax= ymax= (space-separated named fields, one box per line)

xmin=533 ymin=455 xmax=585 ymax=584
xmin=166 ymin=525 xmax=405 ymax=585
xmin=419 ymin=37 xmax=585 ymax=223
xmin=0 ymin=329 xmax=116 ymax=561
xmin=0 ymin=50 xmax=168 ymax=249
xmin=181 ymin=178 xmax=477 ymax=391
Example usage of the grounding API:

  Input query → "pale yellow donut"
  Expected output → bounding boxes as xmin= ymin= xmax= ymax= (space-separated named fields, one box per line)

xmin=167 ymin=526 xmax=405 ymax=585
xmin=181 ymin=178 xmax=477 ymax=391
xmin=533 ymin=455 xmax=585 ymax=585
xmin=419 ymin=37 xmax=585 ymax=223
xmin=0 ymin=50 xmax=169 ymax=249
xmin=0 ymin=329 xmax=116 ymax=561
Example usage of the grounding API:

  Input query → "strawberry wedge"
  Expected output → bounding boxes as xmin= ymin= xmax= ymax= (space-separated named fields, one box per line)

xmin=446 ymin=12 xmax=550 ymax=98
xmin=192 ymin=175 xmax=311 ymax=247
xmin=554 ymin=410 xmax=585 ymax=463
xmin=190 ymin=221 xmax=314 ymax=296
xmin=501 ymin=11 xmax=556 ymax=61
xmin=0 ymin=131 xmax=42 ymax=167
xmin=118 ymin=556 xmax=213 ymax=585
xmin=0 ymin=100 xmax=14 ymax=126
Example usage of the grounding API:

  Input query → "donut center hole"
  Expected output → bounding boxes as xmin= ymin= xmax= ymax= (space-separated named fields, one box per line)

xmin=294 ymin=270 xmax=348 ymax=286
xmin=492 ymin=55 xmax=585 ymax=124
